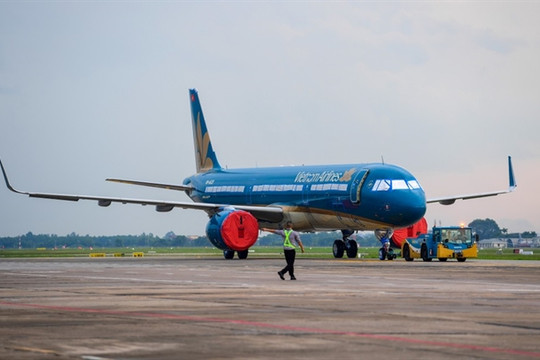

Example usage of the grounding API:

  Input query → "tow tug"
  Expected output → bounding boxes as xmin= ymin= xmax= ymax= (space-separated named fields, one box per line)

xmin=401 ymin=226 xmax=478 ymax=262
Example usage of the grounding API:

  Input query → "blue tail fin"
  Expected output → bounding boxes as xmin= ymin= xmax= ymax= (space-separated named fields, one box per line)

xmin=189 ymin=89 xmax=222 ymax=173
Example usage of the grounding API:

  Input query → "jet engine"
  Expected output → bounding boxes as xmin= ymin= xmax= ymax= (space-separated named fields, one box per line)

xmin=205 ymin=209 xmax=259 ymax=251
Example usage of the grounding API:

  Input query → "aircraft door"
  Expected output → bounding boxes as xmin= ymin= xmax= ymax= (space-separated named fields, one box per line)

xmin=245 ymin=185 xmax=252 ymax=205
xmin=349 ymin=170 xmax=369 ymax=204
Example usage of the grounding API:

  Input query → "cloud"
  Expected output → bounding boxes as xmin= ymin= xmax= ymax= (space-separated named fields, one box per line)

xmin=0 ymin=2 xmax=538 ymax=236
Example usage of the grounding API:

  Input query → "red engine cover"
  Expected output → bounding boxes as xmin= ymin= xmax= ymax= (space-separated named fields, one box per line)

xmin=220 ymin=210 xmax=259 ymax=251
xmin=392 ymin=217 xmax=428 ymax=248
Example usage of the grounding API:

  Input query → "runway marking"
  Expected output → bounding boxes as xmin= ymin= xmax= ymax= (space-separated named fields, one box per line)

xmin=10 ymin=346 xmax=59 ymax=355
xmin=1 ymin=301 xmax=539 ymax=358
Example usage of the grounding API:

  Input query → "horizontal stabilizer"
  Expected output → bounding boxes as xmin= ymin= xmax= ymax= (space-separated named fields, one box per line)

xmin=106 ymin=178 xmax=193 ymax=192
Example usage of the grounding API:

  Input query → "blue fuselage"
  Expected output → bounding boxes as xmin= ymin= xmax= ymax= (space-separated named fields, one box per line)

xmin=183 ymin=163 xmax=426 ymax=232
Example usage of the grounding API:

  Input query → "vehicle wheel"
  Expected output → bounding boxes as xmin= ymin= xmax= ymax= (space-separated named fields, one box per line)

xmin=421 ymin=245 xmax=432 ymax=262
xmin=346 ymin=239 xmax=358 ymax=258
xmin=237 ymin=250 xmax=249 ymax=259
xmin=333 ymin=240 xmax=345 ymax=258
xmin=457 ymin=258 xmax=466 ymax=262
xmin=223 ymin=250 xmax=235 ymax=259
xmin=403 ymin=244 xmax=413 ymax=261
xmin=438 ymin=258 xmax=447 ymax=262
xmin=378 ymin=247 xmax=387 ymax=260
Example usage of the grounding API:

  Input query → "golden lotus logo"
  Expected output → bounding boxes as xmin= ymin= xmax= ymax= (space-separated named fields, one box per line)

xmin=195 ymin=113 xmax=214 ymax=172
xmin=339 ymin=168 xmax=356 ymax=182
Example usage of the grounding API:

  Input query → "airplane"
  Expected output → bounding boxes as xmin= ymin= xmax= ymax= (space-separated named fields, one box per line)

xmin=1 ymin=89 xmax=517 ymax=259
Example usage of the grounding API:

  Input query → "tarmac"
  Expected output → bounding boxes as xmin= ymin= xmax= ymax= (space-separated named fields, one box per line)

xmin=1 ymin=256 xmax=539 ymax=360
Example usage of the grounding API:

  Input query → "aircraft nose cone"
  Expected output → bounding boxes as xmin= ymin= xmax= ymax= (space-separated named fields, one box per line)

xmin=398 ymin=191 xmax=427 ymax=227
xmin=362 ymin=164 xmax=427 ymax=228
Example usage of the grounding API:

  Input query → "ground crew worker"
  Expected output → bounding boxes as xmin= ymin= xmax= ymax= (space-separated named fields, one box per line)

xmin=262 ymin=221 xmax=305 ymax=280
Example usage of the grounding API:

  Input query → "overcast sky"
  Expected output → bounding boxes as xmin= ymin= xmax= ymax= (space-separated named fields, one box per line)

xmin=1 ymin=1 xmax=538 ymax=238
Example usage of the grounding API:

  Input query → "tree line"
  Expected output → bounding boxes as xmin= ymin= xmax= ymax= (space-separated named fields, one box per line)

xmin=1 ymin=218 xmax=535 ymax=249
xmin=0 ymin=231 xmax=381 ymax=250
xmin=0 ymin=232 xmax=206 ymax=249
xmin=468 ymin=218 xmax=537 ymax=240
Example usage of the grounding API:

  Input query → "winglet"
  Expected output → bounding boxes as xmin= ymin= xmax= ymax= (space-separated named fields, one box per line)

xmin=0 ymin=159 xmax=26 ymax=195
xmin=189 ymin=89 xmax=222 ymax=173
xmin=426 ymin=156 xmax=517 ymax=205
xmin=508 ymin=155 xmax=516 ymax=191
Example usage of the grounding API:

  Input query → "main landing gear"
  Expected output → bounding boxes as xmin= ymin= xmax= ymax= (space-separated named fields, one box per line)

xmin=333 ymin=230 xmax=358 ymax=259
xmin=223 ymin=250 xmax=249 ymax=259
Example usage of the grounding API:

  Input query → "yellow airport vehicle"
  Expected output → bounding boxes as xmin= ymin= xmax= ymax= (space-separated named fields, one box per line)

xmin=402 ymin=226 xmax=478 ymax=262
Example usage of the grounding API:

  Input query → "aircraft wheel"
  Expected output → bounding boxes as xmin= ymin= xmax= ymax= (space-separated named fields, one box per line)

xmin=346 ymin=239 xmax=358 ymax=258
xmin=237 ymin=250 xmax=249 ymax=259
xmin=378 ymin=247 xmax=387 ymax=260
xmin=421 ymin=245 xmax=432 ymax=262
xmin=457 ymin=258 xmax=467 ymax=262
xmin=403 ymin=244 xmax=413 ymax=262
xmin=438 ymin=258 xmax=448 ymax=262
xmin=223 ymin=250 xmax=235 ymax=259
xmin=333 ymin=240 xmax=345 ymax=258
xmin=386 ymin=248 xmax=396 ymax=260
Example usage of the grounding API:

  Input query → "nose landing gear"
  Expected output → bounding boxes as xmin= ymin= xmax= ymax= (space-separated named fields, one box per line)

xmin=375 ymin=229 xmax=397 ymax=260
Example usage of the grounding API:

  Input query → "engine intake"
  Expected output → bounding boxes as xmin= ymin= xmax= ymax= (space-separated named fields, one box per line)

xmin=206 ymin=209 xmax=259 ymax=251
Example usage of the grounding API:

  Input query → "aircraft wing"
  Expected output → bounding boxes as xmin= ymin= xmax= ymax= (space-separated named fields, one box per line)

xmin=0 ymin=160 xmax=283 ymax=223
xmin=426 ymin=156 xmax=516 ymax=205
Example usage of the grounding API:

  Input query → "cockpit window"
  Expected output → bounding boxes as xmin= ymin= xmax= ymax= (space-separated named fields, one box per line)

xmin=372 ymin=179 xmax=422 ymax=191
xmin=407 ymin=180 xmax=421 ymax=190
xmin=372 ymin=179 xmax=391 ymax=191
xmin=392 ymin=180 xmax=408 ymax=190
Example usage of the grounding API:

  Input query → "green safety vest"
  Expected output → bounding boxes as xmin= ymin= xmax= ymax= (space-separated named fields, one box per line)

xmin=283 ymin=230 xmax=295 ymax=249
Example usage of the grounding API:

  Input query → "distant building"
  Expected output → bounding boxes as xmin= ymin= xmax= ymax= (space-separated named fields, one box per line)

xmin=514 ymin=237 xmax=540 ymax=248
xmin=480 ymin=237 xmax=540 ymax=249
xmin=479 ymin=239 xmax=508 ymax=249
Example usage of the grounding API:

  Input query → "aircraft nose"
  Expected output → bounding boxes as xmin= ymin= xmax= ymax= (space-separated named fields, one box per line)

xmin=363 ymin=165 xmax=427 ymax=228
xmin=369 ymin=188 xmax=426 ymax=228
xmin=397 ymin=190 xmax=427 ymax=227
